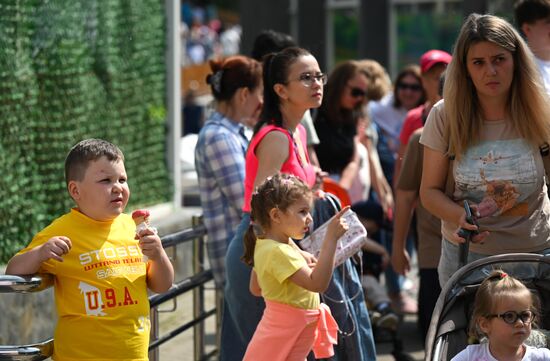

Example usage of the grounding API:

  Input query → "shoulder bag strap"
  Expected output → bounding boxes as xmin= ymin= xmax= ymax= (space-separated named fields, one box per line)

xmin=540 ymin=142 xmax=550 ymax=184
xmin=444 ymin=154 xmax=455 ymax=199
xmin=325 ymin=192 xmax=342 ymax=213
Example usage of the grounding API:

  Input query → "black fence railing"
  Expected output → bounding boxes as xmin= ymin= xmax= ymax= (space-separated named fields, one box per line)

xmin=0 ymin=215 xmax=219 ymax=361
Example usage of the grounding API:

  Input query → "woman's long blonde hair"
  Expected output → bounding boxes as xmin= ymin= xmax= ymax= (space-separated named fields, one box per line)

xmin=444 ymin=13 xmax=550 ymax=159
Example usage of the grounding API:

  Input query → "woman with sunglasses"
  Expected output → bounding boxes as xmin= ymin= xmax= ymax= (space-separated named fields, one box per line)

xmin=314 ymin=60 xmax=370 ymax=203
xmin=420 ymin=14 xmax=550 ymax=288
xmin=315 ymin=61 xmax=391 ymax=360
xmin=222 ymin=47 xmax=328 ymax=361
xmin=368 ymin=65 xmax=425 ymax=187
xmin=452 ymin=270 xmax=550 ymax=360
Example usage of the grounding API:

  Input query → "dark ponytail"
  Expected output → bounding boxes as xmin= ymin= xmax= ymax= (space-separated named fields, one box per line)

xmin=253 ymin=52 xmax=282 ymax=135
xmin=241 ymin=224 xmax=257 ymax=266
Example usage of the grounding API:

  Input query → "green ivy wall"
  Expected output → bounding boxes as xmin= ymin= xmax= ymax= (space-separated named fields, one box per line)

xmin=0 ymin=0 xmax=171 ymax=263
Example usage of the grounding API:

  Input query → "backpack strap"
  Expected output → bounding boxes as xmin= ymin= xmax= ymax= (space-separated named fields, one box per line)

xmin=324 ymin=192 xmax=342 ymax=213
xmin=444 ymin=154 xmax=455 ymax=198
xmin=540 ymin=142 xmax=550 ymax=184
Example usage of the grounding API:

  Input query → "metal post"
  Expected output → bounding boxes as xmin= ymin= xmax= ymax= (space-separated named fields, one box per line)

xmin=165 ymin=0 xmax=182 ymax=209
xmin=193 ymin=215 xmax=205 ymax=360
xmin=289 ymin=0 xmax=299 ymax=43
xmin=298 ymin=0 xmax=327 ymax=70
xmin=215 ymin=288 xmax=223 ymax=352
xmin=149 ymin=307 xmax=160 ymax=361
xmin=325 ymin=6 xmax=334 ymax=72
xmin=359 ymin=0 xmax=391 ymax=73
xmin=463 ymin=0 xmax=488 ymax=16
xmin=239 ymin=0 xmax=291 ymax=57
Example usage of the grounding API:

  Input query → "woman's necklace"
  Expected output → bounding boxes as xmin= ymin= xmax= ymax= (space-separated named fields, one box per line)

xmin=287 ymin=128 xmax=307 ymax=168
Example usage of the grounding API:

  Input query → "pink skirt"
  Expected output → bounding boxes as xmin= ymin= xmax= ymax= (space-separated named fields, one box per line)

xmin=243 ymin=300 xmax=338 ymax=361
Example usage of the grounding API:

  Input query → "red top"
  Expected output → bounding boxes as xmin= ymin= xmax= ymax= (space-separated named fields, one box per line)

xmin=243 ymin=124 xmax=316 ymax=212
xmin=399 ymin=105 xmax=425 ymax=146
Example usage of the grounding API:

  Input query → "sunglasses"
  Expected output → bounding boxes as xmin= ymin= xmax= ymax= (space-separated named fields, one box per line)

xmin=397 ymin=82 xmax=422 ymax=92
xmin=486 ymin=310 xmax=534 ymax=325
xmin=292 ymin=72 xmax=328 ymax=87
xmin=348 ymin=86 xmax=366 ymax=98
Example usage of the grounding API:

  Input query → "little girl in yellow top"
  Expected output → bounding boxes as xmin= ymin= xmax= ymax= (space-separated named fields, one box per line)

xmin=241 ymin=173 xmax=349 ymax=361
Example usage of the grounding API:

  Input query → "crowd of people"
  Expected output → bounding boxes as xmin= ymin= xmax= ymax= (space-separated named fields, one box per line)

xmin=180 ymin=1 xmax=241 ymax=66
xmin=5 ymin=1 xmax=550 ymax=361
xmin=193 ymin=1 xmax=550 ymax=359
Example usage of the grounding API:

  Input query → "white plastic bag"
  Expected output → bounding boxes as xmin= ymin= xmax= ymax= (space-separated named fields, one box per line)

xmin=300 ymin=209 xmax=367 ymax=267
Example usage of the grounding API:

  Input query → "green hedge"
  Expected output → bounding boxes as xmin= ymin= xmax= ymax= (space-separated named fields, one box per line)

xmin=0 ymin=0 xmax=171 ymax=263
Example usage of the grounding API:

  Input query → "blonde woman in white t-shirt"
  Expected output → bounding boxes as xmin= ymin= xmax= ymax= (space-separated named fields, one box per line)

xmin=420 ymin=13 xmax=550 ymax=287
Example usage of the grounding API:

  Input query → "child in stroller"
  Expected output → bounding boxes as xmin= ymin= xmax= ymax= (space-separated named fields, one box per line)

xmin=426 ymin=253 xmax=550 ymax=361
xmin=452 ymin=269 xmax=550 ymax=360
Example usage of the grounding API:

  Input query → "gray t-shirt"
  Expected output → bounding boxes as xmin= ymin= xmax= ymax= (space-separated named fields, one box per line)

xmin=420 ymin=100 xmax=550 ymax=255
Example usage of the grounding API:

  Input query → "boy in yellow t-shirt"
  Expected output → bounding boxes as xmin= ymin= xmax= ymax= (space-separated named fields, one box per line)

xmin=5 ymin=138 xmax=174 ymax=361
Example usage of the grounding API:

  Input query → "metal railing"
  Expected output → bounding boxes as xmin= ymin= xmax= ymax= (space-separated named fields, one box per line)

xmin=0 ymin=274 xmax=55 ymax=361
xmin=0 ymin=215 xmax=219 ymax=361
xmin=148 ymin=215 xmax=220 ymax=361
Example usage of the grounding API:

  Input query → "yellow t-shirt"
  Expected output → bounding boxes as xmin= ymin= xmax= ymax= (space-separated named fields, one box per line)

xmin=19 ymin=209 xmax=150 ymax=361
xmin=253 ymin=238 xmax=319 ymax=310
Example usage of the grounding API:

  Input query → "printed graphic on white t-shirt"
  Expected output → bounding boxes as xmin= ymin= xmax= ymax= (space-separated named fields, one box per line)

xmin=455 ymin=139 xmax=537 ymax=217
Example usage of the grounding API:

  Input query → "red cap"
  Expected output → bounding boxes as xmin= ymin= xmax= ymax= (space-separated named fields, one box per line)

xmin=132 ymin=209 xmax=150 ymax=219
xmin=420 ymin=50 xmax=452 ymax=73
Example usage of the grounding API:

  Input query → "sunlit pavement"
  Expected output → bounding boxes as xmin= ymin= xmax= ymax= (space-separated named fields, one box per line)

xmin=376 ymin=313 xmax=426 ymax=361
xmin=376 ymin=261 xmax=426 ymax=360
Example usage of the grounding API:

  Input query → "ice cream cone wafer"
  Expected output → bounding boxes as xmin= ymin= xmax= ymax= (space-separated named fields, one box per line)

xmin=132 ymin=209 xmax=151 ymax=262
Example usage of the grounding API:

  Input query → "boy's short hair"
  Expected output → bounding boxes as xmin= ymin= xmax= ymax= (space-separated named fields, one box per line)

xmin=515 ymin=0 xmax=550 ymax=28
xmin=65 ymin=139 xmax=124 ymax=185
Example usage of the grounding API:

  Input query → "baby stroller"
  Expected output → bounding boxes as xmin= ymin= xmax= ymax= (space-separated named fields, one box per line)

xmin=425 ymin=253 xmax=550 ymax=361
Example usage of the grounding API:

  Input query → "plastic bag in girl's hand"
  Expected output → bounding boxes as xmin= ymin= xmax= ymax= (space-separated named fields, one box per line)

xmin=300 ymin=209 xmax=367 ymax=267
